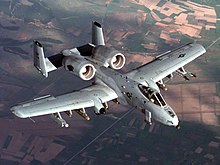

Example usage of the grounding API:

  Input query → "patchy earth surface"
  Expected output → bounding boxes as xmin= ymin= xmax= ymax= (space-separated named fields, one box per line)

xmin=0 ymin=0 xmax=220 ymax=165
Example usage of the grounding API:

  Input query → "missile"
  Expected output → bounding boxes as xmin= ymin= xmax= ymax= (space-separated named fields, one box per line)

xmin=190 ymin=72 xmax=196 ymax=78
xmin=161 ymin=85 xmax=168 ymax=91
xmin=183 ymin=75 xmax=190 ymax=81
xmin=176 ymin=123 xmax=180 ymax=129
xmin=167 ymin=73 xmax=173 ymax=79
xmin=112 ymin=99 xmax=120 ymax=104
xmin=156 ymin=81 xmax=168 ymax=91
xmin=156 ymin=82 xmax=168 ymax=91
xmin=74 ymin=109 xmax=90 ymax=121
xmin=51 ymin=113 xmax=69 ymax=127
xmin=65 ymin=110 xmax=73 ymax=117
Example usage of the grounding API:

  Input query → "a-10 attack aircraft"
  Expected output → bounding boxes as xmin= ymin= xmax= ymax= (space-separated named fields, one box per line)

xmin=11 ymin=21 xmax=206 ymax=129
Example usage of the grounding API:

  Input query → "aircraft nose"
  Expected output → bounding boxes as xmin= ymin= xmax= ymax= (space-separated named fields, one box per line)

xmin=175 ymin=123 xmax=180 ymax=129
xmin=173 ymin=115 xmax=180 ymax=129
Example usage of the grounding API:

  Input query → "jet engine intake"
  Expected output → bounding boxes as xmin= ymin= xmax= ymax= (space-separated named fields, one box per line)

xmin=62 ymin=56 xmax=96 ymax=81
xmin=92 ymin=46 xmax=125 ymax=70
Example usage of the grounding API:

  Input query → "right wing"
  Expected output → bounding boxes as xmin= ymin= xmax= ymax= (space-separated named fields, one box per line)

xmin=11 ymin=84 xmax=118 ymax=118
xmin=126 ymin=43 xmax=206 ymax=84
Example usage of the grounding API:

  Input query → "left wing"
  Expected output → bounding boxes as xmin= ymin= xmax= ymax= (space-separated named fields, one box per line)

xmin=126 ymin=43 xmax=206 ymax=84
xmin=11 ymin=84 xmax=117 ymax=119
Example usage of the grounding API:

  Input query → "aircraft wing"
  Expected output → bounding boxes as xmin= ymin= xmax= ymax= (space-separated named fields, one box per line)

xmin=126 ymin=43 xmax=206 ymax=83
xmin=11 ymin=84 xmax=118 ymax=118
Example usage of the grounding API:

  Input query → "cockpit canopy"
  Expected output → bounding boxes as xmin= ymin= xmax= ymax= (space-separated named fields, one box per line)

xmin=138 ymin=84 xmax=167 ymax=107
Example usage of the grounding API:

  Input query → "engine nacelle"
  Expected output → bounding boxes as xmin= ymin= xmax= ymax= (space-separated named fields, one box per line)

xmin=62 ymin=55 xmax=96 ymax=81
xmin=92 ymin=46 xmax=126 ymax=70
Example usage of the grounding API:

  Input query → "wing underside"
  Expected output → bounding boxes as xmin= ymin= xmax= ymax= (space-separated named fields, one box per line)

xmin=127 ymin=43 xmax=206 ymax=83
xmin=11 ymin=84 xmax=118 ymax=118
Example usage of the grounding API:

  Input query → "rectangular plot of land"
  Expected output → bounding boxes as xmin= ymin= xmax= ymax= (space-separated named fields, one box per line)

xmin=201 ymin=103 xmax=215 ymax=112
xmin=202 ymin=113 xmax=219 ymax=126
xmin=2 ymin=135 xmax=12 ymax=149
xmin=182 ymin=114 xmax=202 ymax=123
xmin=200 ymin=83 xmax=216 ymax=96
xmin=215 ymin=82 xmax=220 ymax=97
xmin=182 ymin=97 xmax=200 ymax=113
xmin=182 ymin=85 xmax=193 ymax=97
xmin=165 ymin=83 xmax=219 ymax=125
xmin=182 ymin=84 xmax=199 ymax=97
xmin=200 ymin=96 xmax=214 ymax=105
xmin=215 ymin=111 xmax=220 ymax=116
xmin=214 ymin=95 xmax=220 ymax=104
xmin=166 ymin=97 xmax=182 ymax=113
xmin=165 ymin=85 xmax=181 ymax=98
xmin=215 ymin=103 xmax=220 ymax=115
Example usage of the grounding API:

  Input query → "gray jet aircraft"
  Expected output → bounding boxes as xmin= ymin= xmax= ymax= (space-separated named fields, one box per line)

xmin=11 ymin=22 xmax=206 ymax=129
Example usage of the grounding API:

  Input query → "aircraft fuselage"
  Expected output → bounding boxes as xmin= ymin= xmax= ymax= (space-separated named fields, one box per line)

xmin=95 ymin=66 xmax=179 ymax=128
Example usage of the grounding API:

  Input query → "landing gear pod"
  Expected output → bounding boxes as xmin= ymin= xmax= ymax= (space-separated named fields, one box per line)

xmin=94 ymin=100 xmax=106 ymax=115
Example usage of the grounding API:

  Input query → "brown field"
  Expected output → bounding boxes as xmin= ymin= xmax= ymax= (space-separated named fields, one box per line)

xmin=132 ymin=0 xmax=217 ymax=42
xmin=165 ymin=82 xmax=220 ymax=126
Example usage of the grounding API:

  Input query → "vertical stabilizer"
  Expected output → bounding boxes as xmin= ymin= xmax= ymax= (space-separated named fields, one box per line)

xmin=33 ymin=40 xmax=48 ymax=77
xmin=92 ymin=21 xmax=105 ymax=46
